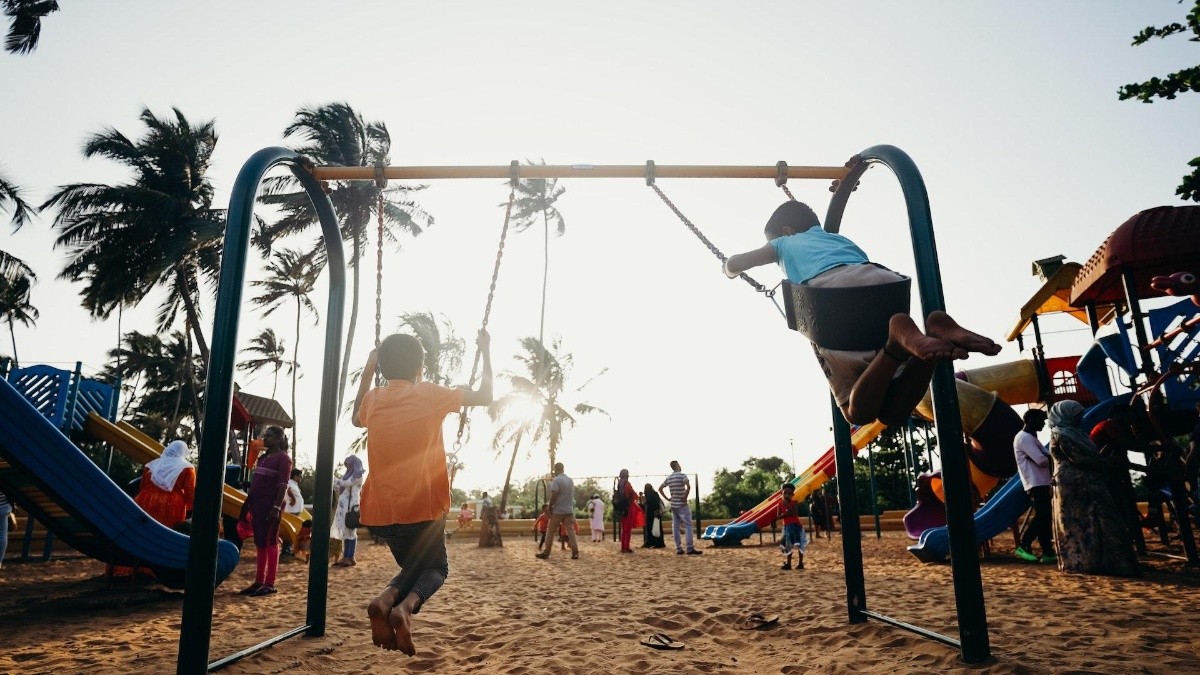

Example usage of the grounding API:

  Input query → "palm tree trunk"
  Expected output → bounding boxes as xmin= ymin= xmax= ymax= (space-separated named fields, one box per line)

xmin=7 ymin=315 xmax=17 ymax=368
xmin=176 ymin=268 xmax=211 ymax=365
xmin=499 ymin=431 xmax=524 ymax=514
xmin=291 ymin=296 xmax=301 ymax=462
xmin=337 ymin=234 xmax=362 ymax=411
xmin=539 ymin=212 xmax=549 ymax=346
xmin=271 ymin=364 xmax=279 ymax=400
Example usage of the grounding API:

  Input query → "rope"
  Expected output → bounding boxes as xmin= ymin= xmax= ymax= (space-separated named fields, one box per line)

xmin=375 ymin=189 xmax=384 ymax=349
xmin=647 ymin=181 xmax=784 ymax=318
xmin=453 ymin=178 xmax=518 ymax=450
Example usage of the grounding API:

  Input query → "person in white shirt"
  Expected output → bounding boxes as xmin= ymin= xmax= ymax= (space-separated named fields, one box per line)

xmin=284 ymin=469 xmax=305 ymax=515
xmin=281 ymin=469 xmax=304 ymax=556
xmin=1013 ymin=409 xmax=1054 ymax=563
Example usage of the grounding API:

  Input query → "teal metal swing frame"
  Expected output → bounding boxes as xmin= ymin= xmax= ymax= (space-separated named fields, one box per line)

xmin=175 ymin=145 xmax=989 ymax=674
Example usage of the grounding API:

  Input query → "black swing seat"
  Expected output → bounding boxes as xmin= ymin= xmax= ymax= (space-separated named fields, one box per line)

xmin=782 ymin=273 xmax=911 ymax=351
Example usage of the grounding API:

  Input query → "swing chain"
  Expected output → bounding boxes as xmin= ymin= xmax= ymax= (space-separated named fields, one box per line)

xmin=454 ymin=179 xmax=519 ymax=448
xmin=647 ymin=182 xmax=775 ymax=298
xmin=776 ymin=161 xmax=797 ymax=201
xmin=374 ymin=162 xmax=387 ymax=350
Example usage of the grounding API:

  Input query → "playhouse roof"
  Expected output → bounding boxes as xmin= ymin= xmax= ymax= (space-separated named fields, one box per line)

xmin=1070 ymin=205 xmax=1200 ymax=306
xmin=233 ymin=390 xmax=293 ymax=427
xmin=1006 ymin=262 xmax=1117 ymax=342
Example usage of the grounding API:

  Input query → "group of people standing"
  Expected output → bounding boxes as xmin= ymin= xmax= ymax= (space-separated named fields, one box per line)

xmin=585 ymin=460 xmax=703 ymax=556
xmin=1013 ymin=399 xmax=1165 ymax=576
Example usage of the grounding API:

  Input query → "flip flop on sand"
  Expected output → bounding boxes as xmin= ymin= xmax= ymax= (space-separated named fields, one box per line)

xmin=640 ymin=633 xmax=684 ymax=650
xmin=740 ymin=613 xmax=780 ymax=630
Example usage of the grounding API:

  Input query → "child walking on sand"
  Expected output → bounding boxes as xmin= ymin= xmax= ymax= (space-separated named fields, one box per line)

xmin=724 ymin=201 xmax=1000 ymax=426
xmin=354 ymin=330 xmax=493 ymax=655
xmin=775 ymin=483 xmax=806 ymax=570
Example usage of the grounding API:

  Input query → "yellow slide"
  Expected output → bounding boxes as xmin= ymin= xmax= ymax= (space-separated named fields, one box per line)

xmin=84 ymin=413 xmax=310 ymax=548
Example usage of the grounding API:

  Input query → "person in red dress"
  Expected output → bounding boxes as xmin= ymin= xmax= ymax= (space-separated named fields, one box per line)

xmin=115 ymin=440 xmax=196 ymax=578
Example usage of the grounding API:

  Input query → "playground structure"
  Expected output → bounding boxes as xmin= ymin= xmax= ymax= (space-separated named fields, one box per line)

xmin=84 ymin=413 xmax=311 ymax=549
xmin=0 ymin=364 xmax=241 ymax=587
xmin=158 ymin=145 xmax=995 ymax=671
xmin=909 ymin=206 xmax=1200 ymax=564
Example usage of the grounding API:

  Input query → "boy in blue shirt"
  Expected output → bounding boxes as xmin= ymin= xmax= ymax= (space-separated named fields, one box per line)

xmin=725 ymin=201 xmax=1000 ymax=426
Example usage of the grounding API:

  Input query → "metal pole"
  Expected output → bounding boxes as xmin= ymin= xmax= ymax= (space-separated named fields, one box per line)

xmin=866 ymin=442 xmax=881 ymax=539
xmin=900 ymin=425 xmax=915 ymax=508
xmin=826 ymin=145 xmax=990 ymax=663
xmin=293 ymin=163 xmax=347 ymax=639
xmin=830 ymin=396 xmax=866 ymax=623
xmin=311 ymin=163 xmax=850 ymax=182
xmin=693 ymin=473 xmax=701 ymax=542
xmin=176 ymin=147 xmax=346 ymax=673
xmin=1120 ymin=269 xmax=1157 ymax=385
xmin=1084 ymin=302 xmax=1101 ymax=336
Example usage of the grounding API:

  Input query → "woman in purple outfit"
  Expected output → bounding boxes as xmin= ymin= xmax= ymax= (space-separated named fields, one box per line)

xmin=237 ymin=426 xmax=293 ymax=596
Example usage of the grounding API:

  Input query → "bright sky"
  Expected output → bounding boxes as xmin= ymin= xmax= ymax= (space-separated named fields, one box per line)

xmin=2 ymin=2 xmax=1197 ymax=499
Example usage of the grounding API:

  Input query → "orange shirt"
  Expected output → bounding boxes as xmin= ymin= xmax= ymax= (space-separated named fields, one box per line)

xmin=358 ymin=380 xmax=465 ymax=525
xmin=246 ymin=439 xmax=265 ymax=470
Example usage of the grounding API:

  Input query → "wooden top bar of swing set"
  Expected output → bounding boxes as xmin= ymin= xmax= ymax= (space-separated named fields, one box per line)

xmin=309 ymin=163 xmax=851 ymax=181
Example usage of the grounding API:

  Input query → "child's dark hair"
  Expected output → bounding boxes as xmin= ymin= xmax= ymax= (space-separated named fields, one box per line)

xmin=764 ymin=201 xmax=821 ymax=239
xmin=302 ymin=519 xmax=313 ymax=528
xmin=377 ymin=333 xmax=424 ymax=381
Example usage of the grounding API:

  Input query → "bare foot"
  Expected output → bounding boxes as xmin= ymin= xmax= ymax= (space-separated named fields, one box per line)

xmin=887 ymin=314 xmax=962 ymax=361
xmin=368 ymin=597 xmax=399 ymax=650
xmin=389 ymin=601 xmax=417 ymax=656
xmin=925 ymin=311 xmax=1001 ymax=356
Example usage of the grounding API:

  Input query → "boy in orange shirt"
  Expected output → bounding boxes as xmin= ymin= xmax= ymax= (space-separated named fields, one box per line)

xmin=354 ymin=330 xmax=492 ymax=656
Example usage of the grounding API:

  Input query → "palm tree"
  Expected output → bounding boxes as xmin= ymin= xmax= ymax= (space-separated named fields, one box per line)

xmin=0 ymin=165 xmax=36 ymax=281
xmin=250 ymin=247 xmax=322 ymax=459
xmin=510 ymin=160 xmax=566 ymax=352
xmin=105 ymin=330 xmax=204 ymax=442
xmin=505 ymin=336 xmax=607 ymax=477
xmin=396 ymin=311 xmax=465 ymax=387
xmin=2 ymin=0 xmax=59 ymax=55
xmin=237 ymin=328 xmax=293 ymax=400
xmin=42 ymin=107 xmax=225 ymax=366
xmin=256 ymin=102 xmax=433 ymax=411
xmin=488 ymin=382 xmax=539 ymax=514
xmin=0 ymin=272 xmax=36 ymax=367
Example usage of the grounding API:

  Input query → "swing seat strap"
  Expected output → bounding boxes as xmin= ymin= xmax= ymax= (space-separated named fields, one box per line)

xmin=783 ymin=271 xmax=911 ymax=351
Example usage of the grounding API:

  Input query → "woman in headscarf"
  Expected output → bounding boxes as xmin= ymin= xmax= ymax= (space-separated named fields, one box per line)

xmin=332 ymin=454 xmax=365 ymax=567
xmin=1049 ymin=400 xmax=1139 ymax=576
xmin=641 ymin=483 xmax=665 ymax=548
xmin=138 ymin=440 xmax=197 ymax=528
xmin=115 ymin=440 xmax=197 ymax=578
xmin=587 ymin=493 xmax=605 ymax=542
xmin=615 ymin=469 xmax=643 ymax=553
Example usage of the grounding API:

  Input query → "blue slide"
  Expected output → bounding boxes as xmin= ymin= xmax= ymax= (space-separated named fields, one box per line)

xmin=906 ymin=396 xmax=1125 ymax=562
xmin=906 ymin=473 xmax=1030 ymax=563
xmin=0 ymin=377 xmax=239 ymax=588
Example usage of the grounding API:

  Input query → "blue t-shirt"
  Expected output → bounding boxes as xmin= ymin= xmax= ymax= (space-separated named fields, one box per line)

xmin=770 ymin=228 xmax=869 ymax=284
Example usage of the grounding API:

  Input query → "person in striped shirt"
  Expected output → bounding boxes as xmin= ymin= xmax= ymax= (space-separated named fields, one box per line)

xmin=658 ymin=461 xmax=701 ymax=555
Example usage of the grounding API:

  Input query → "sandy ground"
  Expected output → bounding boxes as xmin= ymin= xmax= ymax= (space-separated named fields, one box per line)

xmin=1 ymin=530 xmax=1198 ymax=674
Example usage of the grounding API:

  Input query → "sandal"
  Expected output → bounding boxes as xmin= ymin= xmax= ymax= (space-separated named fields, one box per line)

xmin=640 ymin=633 xmax=684 ymax=650
xmin=740 ymin=613 xmax=780 ymax=630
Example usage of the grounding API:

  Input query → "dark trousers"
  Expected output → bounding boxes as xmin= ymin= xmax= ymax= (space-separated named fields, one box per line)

xmin=1021 ymin=485 xmax=1054 ymax=555
xmin=368 ymin=520 xmax=448 ymax=610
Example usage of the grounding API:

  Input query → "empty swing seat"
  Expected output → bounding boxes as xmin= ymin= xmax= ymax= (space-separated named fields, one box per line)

xmin=782 ymin=274 xmax=911 ymax=351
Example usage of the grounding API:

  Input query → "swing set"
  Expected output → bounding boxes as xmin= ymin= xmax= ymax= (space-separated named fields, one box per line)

xmin=177 ymin=144 xmax=990 ymax=674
